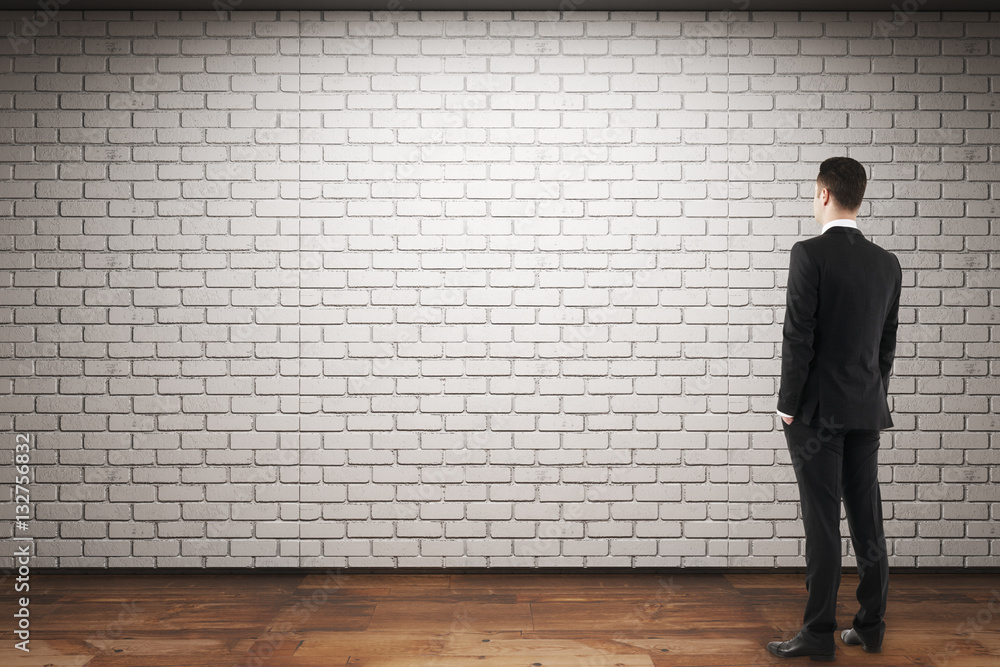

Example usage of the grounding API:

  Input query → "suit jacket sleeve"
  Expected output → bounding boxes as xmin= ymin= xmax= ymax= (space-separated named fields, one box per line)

xmin=879 ymin=254 xmax=902 ymax=394
xmin=777 ymin=241 xmax=819 ymax=417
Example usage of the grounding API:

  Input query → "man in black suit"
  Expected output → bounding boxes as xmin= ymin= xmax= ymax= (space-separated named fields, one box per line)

xmin=767 ymin=157 xmax=901 ymax=661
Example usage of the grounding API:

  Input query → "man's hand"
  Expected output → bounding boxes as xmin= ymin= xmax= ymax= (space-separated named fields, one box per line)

xmin=781 ymin=415 xmax=793 ymax=425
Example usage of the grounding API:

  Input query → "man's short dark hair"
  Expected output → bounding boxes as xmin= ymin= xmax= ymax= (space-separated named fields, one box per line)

xmin=816 ymin=157 xmax=867 ymax=211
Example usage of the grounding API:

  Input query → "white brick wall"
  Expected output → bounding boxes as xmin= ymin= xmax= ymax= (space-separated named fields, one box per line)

xmin=1 ymin=10 xmax=998 ymax=569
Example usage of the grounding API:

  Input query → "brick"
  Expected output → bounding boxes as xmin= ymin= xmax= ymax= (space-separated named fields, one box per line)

xmin=0 ymin=14 xmax=993 ymax=570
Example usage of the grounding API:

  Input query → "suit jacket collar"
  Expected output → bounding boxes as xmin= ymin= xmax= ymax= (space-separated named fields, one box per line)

xmin=821 ymin=218 xmax=858 ymax=234
xmin=823 ymin=226 xmax=863 ymax=236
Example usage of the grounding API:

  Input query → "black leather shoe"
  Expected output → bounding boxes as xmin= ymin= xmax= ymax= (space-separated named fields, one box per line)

xmin=767 ymin=632 xmax=836 ymax=661
xmin=841 ymin=627 xmax=882 ymax=653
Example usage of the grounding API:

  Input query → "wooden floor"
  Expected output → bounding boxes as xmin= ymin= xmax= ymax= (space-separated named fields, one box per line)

xmin=3 ymin=571 xmax=999 ymax=666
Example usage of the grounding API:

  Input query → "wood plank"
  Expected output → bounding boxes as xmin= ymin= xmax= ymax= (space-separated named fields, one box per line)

xmin=4 ymin=571 xmax=996 ymax=666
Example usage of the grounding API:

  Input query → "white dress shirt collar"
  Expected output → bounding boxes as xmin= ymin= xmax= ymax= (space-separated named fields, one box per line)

xmin=821 ymin=218 xmax=858 ymax=234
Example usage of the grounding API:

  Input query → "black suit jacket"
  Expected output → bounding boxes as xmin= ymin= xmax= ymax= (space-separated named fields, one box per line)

xmin=777 ymin=225 xmax=902 ymax=430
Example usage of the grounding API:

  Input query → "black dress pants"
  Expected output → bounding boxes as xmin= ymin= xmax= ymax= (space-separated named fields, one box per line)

xmin=782 ymin=417 xmax=890 ymax=650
